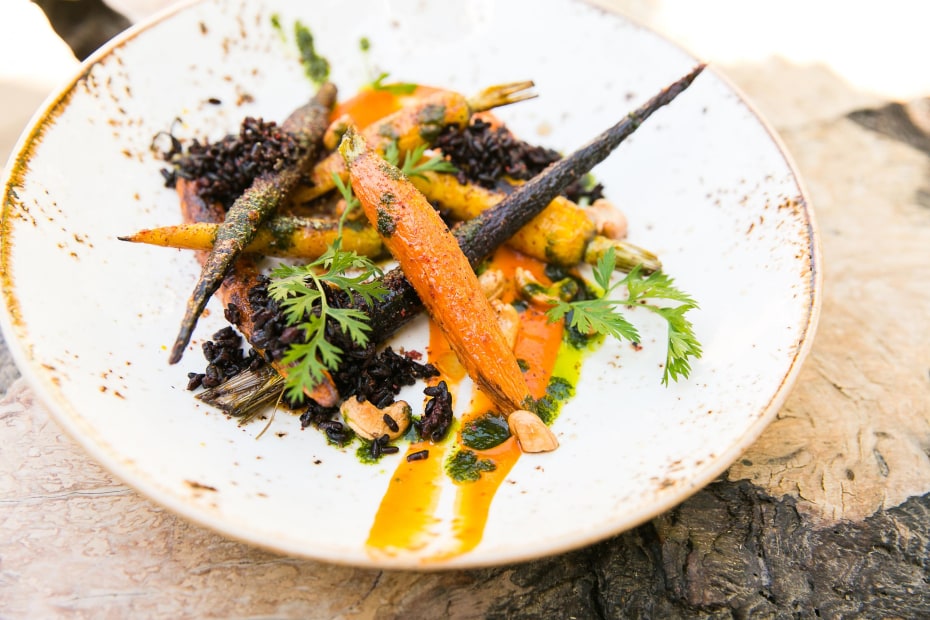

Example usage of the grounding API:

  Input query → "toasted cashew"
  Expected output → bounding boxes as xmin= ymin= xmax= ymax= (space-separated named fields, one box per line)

xmin=515 ymin=267 xmax=578 ymax=307
xmin=478 ymin=268 xmax=508 ymax=301
xmin=340 ymin=397 xmax=411 ymax=441
xmin=587 ymin=198 xmax=628 ymax=240
xmin=508 ymin=410 xmax=559 ymax=453
xmin=491 ymin=299 xmax=520 ymax=350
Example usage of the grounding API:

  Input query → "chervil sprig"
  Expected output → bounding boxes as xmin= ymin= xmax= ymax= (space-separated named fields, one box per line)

xmin=546 ymin=247 xmax=702 ymax=385
xmin=266 ymin=182 xmax=387 ymax=402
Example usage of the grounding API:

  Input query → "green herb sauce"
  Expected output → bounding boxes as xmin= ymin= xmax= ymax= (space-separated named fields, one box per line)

xmin=293 ymin=22 xmax=330 ymax=87
xmin=376 ymin=207 xmax=396 ymax=237
xmin=378 ymin=161 xmax=403 ymax=181
xmin=264 ymin=216 xmax=301 ymax=251
xmin=446 ymin=448 xmax=497 ymax=483
xmin=356 ymin=439 xmax=379 ymax=464
xmin=532 ymin=333 xmax=596 ymax=425
xmin=461 ymin=414 xmax=510 ymax=450
xmin=416 ymin=104 xmax=447 ymax=142
xmin=270 ymin=13 xmax=283 ymax=37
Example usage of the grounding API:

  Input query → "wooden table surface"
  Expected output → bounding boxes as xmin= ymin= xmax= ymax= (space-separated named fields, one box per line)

xmin=3 ymin=1 xmax=930 ymax=617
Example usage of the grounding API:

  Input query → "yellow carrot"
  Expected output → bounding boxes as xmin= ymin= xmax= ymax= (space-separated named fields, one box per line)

xmin=119 ymin=216 xmax=384 ymax=259
xmin=410 ymin=171 xmax=661 ymax=272
xmin=340 ymin=127 xmax=532 ymax=414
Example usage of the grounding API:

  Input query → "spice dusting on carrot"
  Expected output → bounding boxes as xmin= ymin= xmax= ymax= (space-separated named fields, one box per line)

xmin=341 ymin=126 xmax=533 ymax=415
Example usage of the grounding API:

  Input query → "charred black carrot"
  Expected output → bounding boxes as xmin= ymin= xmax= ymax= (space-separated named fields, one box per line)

xmin=169 ymin=83 xmax=337 ymax=364
xmin=365 ymin=64 xmax=705 ymax=341
xmin=410 ymin=171 xmax=661 ymax=272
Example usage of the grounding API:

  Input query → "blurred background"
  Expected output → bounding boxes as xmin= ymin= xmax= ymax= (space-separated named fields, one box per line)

xmin=3 ymin=0 xmax=929 ymax=168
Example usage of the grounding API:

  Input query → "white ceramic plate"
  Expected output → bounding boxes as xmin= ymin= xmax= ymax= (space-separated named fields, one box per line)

xmin=0 ymin=0 xmax=820 ymax=568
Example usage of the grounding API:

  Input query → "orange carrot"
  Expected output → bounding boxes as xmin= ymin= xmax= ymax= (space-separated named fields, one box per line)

xmin=339 ymin=127 xmax=532 ymax=414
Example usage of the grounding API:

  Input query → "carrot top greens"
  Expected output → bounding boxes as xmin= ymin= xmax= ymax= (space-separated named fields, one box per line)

xmin=266 ymin=247 xmax=387 ymax=402
xmin=265 ymin=144 xmax=455 ymax=401
xmin=546 ymin=246 xmax=701 ymax=385
xmin=266 ymin=181 xmax=387 ymax=401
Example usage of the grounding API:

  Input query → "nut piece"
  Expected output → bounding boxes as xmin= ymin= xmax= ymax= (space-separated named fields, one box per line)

xmin=587 ymin=198 xmax=628 ymax=240
xmin=508 ymin=410 xmax=559 ymax=453
xmin=478 ymin=268 xmax=508 ymax=301
xmin=340 ymin=397 xmax=411 ymax=441
xmin=491 ymin=299 xmax=520 ymax=350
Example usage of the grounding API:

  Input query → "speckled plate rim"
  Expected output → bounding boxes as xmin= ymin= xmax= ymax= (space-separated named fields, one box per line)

xmin=0 ymin=0 xmax=822 ymax=569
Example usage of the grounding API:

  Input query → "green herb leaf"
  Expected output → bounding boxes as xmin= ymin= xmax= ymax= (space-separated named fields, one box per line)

xmin=383 ymin=141 xmax=456 ymax=179
xmin=267 ymin=228 xmax=388 ymax=402
xmin=400 ymin=144 xmax=457 ymax=179
xmin=546 ymin=249 xmax=701 ymax=385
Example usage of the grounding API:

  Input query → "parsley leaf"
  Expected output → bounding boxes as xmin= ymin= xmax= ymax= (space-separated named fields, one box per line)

xmin=547 ymin=247 xmax=702 ymax=385
xmin=267 ymin=196 xmax=388 ymax=401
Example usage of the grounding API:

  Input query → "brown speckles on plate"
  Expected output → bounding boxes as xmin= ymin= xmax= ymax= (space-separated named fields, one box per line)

xmin=185 ymin=480 xmax=218 ymax=492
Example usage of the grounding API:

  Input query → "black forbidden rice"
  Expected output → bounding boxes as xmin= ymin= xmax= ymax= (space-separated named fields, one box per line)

xmin=417 ymin=381 xmax=453 ymax=443
xmin=237 ymin=274 xmax=439 ymax=409
xmin=156 ymin=116 xmax=303 ymax=210
xmin=369 ymin=434 xmax=400 ymax=460
xmin=433 ymin=118 xmax=605 ymax=205
xmin=383 ymin=413 xmax=400 ymax=433
xmin=186 ymin=326 xmax=262 ymax=391
xmin=407 ymin=449 xmax=430 ymax=462
xmin=198 ymin=273 xmax=439 ymax=442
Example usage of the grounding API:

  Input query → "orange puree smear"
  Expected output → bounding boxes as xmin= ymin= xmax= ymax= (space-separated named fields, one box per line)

xmin=366 ymin=247 xmax=564 ymax=561
xmin=331 ymin=85 xmax=443 ymax=129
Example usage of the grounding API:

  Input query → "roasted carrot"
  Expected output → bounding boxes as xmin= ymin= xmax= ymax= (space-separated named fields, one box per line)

xmin=119 ymin=215 xmax=384 ymax=259
xmin=340 ymin=127 xmax=533 ymax=414
xmin=169 ymin=83 xmax=337 ymax=364
xmin=193 ymin=66 xmax=704 ymax=416
xmin=293 ymin=81 xmax=535 ymax=205
xmin=126 ymin=180 xmax=658 ymax=272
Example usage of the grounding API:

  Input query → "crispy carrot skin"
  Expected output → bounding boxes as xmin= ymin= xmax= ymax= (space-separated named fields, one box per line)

xmin=362 ymin=64 xmax=706 ymax=342
xmin=169 ymin=83 xmax=337 ymax=364
xmin=341 ymin=127 xmax=532 ymax=414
